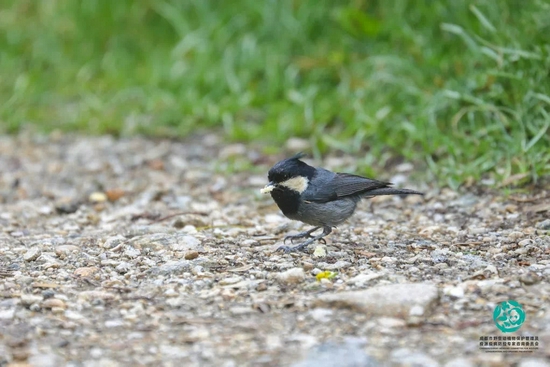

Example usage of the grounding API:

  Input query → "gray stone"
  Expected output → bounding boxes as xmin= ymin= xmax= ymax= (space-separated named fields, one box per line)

xmin=24 ymin=247 xmax=42 ymax=261
xmin=277 ymin=267 xmax=306 ymax=284
xmin=28 ymin=353 xmax=64 ymax=367
xmin=390 ymin=348 xmax=439 ymax=367
xmin=315 ymin=283 xmax=439 ymax=318
xmin=292 ymin=339 xmax=380 ymax=367
xmin=170 ymin=234 xmax=201 ymax=251
xmin=151 ymin=260 xmax=191 ymax=275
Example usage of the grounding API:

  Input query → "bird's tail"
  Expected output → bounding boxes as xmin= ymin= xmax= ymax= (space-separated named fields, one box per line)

xmin=364 ymin=188 xmax=424 ymax=196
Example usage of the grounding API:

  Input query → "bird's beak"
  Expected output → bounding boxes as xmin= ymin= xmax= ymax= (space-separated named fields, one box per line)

xmin=260 ymin=182 xmax=276 ymax=194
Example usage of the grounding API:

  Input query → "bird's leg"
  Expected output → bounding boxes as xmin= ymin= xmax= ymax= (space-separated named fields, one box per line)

xmin=284 ymin=226 xmax=321 ymax=244
xmin=278 ymin=226 xmax=332 ymax=253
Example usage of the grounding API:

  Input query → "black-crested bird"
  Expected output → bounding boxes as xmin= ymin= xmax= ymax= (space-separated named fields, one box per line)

xmin=261 ymin=153 xmax=423 ymax=252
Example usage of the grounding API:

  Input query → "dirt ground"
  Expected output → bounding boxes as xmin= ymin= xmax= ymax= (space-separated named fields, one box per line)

xmin=0 ymin=134 xmax=549 ymax=367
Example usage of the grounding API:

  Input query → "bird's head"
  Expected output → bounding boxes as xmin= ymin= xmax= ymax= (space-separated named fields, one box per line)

xmin=261 ymin=153 xmax=316 ymax=195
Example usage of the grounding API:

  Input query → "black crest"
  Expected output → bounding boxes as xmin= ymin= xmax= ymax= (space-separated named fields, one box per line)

xmin=267 ymin=153 xmax=315 ymax=183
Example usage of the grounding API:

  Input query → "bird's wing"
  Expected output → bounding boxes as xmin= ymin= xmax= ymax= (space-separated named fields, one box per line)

xmin=304 ymin=172 xmax=390 ymax=203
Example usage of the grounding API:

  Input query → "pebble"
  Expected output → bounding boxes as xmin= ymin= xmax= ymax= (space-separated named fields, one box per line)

xmin=443 ymin=286 xmax=464 ymax=298
xmin=318 ymin=260 xmax=351 ymax=270
xmin=0 ymin=309 xmax=15 ymax=320
xmin=292 ymin=340 xmax=380 ymax=367
xmin=105 ymin=188 xmax=125 ymax=202
xmin=469 ymin=227 xmax=487 ymax=235
xmin=536 ymin=219 xmax=550 ymax=230
xmin=277 ymin=267 xmax=306 ymax=284
xmin=21 ymin=294 xmax=43 ymax=306
xmin=346 ymin=272 xmax=383 ymax=286
xmin=42 ymin=298 xmax=66 ymax=310
xmin=78 ymin=290 xmax=116 ymax=301
xmin=115 ymin=262 xmax=132 ymax=274
xmin=105 ymin=319 xmax=125 ymax=328
xmin=55 ymin=245 xmax=80 ymax=255
xmin=377 ymin=317 xmax=406 ymax=329
xmin=520 ymin=271 xmax=541 ymax=285
xmin=89 ymin=191 xmax=108 ymax=203
xmin=308 ymin=308 xmax=333 ymax=322
xmin=74 ymin=266 xmax=99 ymax=277
xmin=102 ymin=235 xmax=126 ymax=249
xmin=229 ymin=306 xmax=254 ymax=315
xmin=312 ymin=245 xmax=326 ymax=258
xmin=153 ymin=261 xmax=191 ymax=275
xmin=508 ymin=231 xmax=524 ymax=240
xmin=28 ymin=353 xmax=64 ymax=367
xmin=315 ymin=283 xmax=439 ymax=318
xmin=184 ymin=251 xmax=199 ymax=260
xmin=170 ymin=235 xmax=201 ymax=251
xmin=24 ymin=247 xmax=42 ymax=262
xmin=518 ymin=238 xmax=533 ymax=247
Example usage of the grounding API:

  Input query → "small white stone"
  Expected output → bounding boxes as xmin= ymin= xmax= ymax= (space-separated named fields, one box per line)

xmin=0 ymin=308 xmax=15 ymax=320
xmin=409 ymin=305 xmax=425 ymax=316
xmin=518 ymin=239 xmax=533 ymax=247
xmin=443 ymin=286 xmax=465 ymax=298
xmin=115 ymin=262 xmax=132 ymax=274
xmin=102 ymin=235 xmax=126 ymax=249
xmin=346 ymin=272 xmax=382 ymax=286
xmin=21 ymin=294 xmax=43 ymax=305
xmin=89 ymin=191 xmax=108 ymax=203
xmin=24 ymin=247 xmax=41 ymax=262
xmin=508 ymin=231 xmax=524 ymax=240
xmin=277 ymin=267 xmax=305 ymax=284
xmin=164 ymin=288 xmax=178 ymax=297
xmin=313 ymin=245 xmax=327 ymax=258
xmin=308 ymin=308 xmax=333 ymax=322
xmin=105 ymin=319 xmax=125 ymax=328
xmin=170 ymin=235 xmax=200 ymax=251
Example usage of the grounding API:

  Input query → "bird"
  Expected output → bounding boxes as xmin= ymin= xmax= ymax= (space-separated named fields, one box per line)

xmin=260 ymin=153 xmax=423 ymax=252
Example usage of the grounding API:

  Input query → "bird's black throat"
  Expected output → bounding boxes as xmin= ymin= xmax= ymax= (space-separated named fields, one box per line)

xmin=270 ymin=186 xmax=300 ymax=217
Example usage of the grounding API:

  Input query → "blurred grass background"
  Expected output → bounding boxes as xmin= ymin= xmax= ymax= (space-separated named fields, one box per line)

xmin=1 ymin=0 xmax=549 ymax=188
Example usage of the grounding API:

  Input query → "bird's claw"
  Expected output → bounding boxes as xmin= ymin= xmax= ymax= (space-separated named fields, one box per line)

xmin=276 ymin=244 xmax=310 ymax=253
xmin=284 ymin=234 xmax=306 ymax=244
xmin=283 ymin=232 xmax=316 ymax=244
xmin=276 ymin=245 xmax=293 ymax=253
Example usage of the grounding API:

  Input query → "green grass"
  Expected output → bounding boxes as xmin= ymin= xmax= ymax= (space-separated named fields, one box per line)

xmin=1 ymin=0 xmax=549 ymax=188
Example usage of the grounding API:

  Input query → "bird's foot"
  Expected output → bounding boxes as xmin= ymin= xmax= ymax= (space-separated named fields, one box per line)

xmin=276 ymin=241 xmax=313 ymax=253
xmin=278 ymin=226 xmax=332 ymax=253
xmin=283 ymin=227 xmax=321 ymax=244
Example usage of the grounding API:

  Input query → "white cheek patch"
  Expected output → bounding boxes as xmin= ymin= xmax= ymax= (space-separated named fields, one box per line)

xmin=280 ymin=176 xmax=309 ymax=193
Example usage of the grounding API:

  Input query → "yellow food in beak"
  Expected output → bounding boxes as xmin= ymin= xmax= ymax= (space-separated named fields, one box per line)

xmin=260 ymin=183 xmax=275 ymax=194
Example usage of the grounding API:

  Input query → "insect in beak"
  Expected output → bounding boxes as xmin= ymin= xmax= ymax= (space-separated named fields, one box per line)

xmin=260 ymin=182 xmax=276 ymax=194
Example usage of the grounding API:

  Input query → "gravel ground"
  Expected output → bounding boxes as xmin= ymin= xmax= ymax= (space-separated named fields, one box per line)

xmin=1 ymin=134 xmax=549 ymax=367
